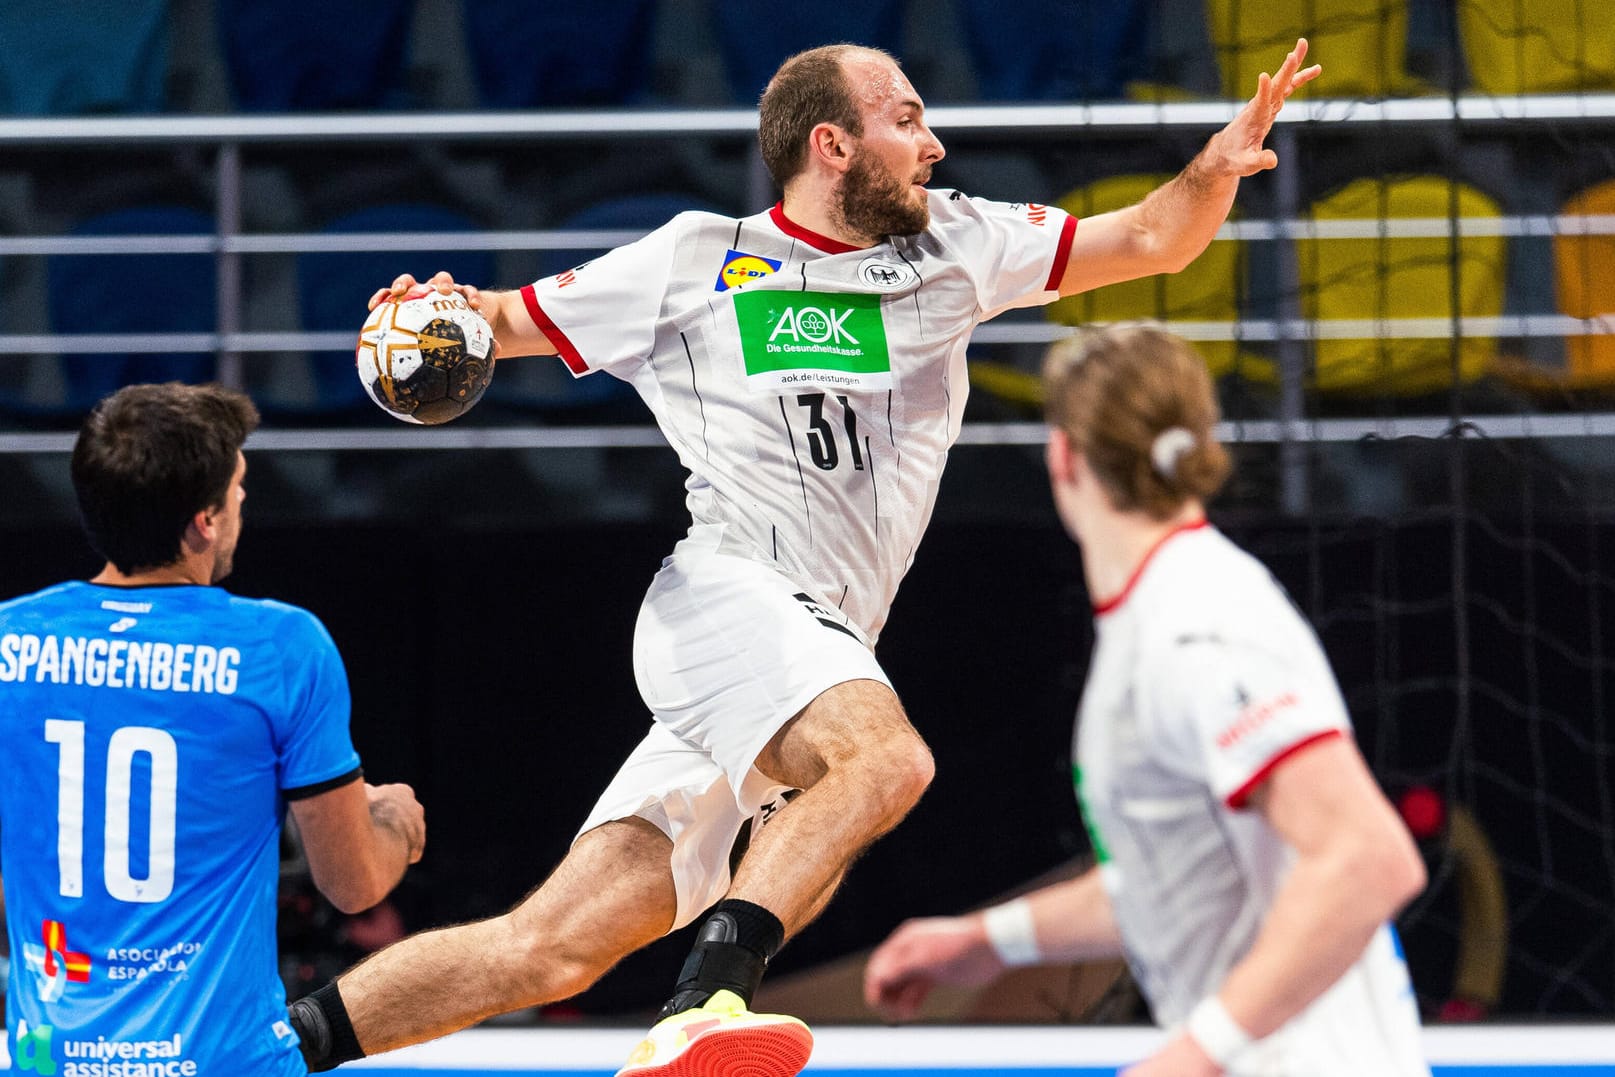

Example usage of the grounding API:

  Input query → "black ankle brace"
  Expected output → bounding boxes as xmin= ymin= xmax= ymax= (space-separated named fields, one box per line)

xmin=707 ymin=899 xmax=785 ymax=960
xmin=288 ymin=982 xmax=364 ymax=1072
xmin=656 ymin=899 xmax=787 ymax=1019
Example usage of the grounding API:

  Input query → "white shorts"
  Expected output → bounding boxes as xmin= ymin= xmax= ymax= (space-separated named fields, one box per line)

xmin=577 ymin=529 xmax=892 ymax=928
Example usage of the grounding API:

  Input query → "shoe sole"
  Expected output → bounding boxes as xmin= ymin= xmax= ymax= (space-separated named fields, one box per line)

xmin=621 ymin=1021 xmax=813 ymax=1077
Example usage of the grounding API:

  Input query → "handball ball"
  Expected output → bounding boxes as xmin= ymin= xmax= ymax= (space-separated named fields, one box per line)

xmin=356 ymin=291 xmax=496 ymax=424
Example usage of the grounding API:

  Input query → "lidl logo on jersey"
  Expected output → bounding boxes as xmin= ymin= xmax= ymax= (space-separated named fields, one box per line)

xmin=22 ymin=920 xmax=91 ymax=1003
xmin=12 ymin=1021 xmax=195 ymax=1077
xmin=734 ymin=290 xmax=892 ymax=391
xmin=714 ymin=249 xmax=781 ymax=292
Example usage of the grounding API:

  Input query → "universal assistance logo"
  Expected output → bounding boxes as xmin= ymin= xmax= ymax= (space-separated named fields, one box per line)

xmin=733 ymin=290 xmax=892 ymax=392
xmin=714 ymin=249 xmax=781 ymax=292
xmin=12 ymin=1021 xmax=198 ymax=1077
xmin=22 ymin=920 xmax=91 ymax=1003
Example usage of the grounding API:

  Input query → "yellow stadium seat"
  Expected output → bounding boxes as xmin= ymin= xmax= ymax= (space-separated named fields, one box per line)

xmin=1044 ymin=174 xmax=1257 ymax=381
xmin=1298 ymin=175 xmax=1505 ymax=396
xmin=1204 ymin=0 xmax=1429 ymax=100
xmin=1555 ymin=180 xmax=1615 ymax=387
xmin=1458 ymin=0 xmax=1615 ymax=95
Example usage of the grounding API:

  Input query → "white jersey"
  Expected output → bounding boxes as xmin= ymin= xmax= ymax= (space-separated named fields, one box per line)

xmin=519 ymin=192 xmax=1075 ymax=641
xmin=1073 ymin=522 xmax=1429 ymax=1077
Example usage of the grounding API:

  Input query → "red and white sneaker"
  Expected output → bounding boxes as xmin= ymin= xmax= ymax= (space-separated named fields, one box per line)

xmin=614 ymin=990 xmax=813 ymax=1077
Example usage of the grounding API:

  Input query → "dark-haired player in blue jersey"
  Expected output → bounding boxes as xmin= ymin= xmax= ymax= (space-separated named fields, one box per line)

xmin=0 ymin=382 xmax=426 ymax=1076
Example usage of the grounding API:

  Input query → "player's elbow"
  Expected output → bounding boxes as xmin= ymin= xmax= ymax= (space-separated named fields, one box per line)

xmin=1383 ymin=831 xmax=1428 ymax=913
xmin=1342 ymin=824 xmax=1427 ymax=920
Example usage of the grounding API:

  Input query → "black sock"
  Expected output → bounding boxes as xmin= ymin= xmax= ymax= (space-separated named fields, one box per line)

xmin=657 ymin=899 xmax=786 ymax=1019
xmin=288 ymin=982 xmax=364 ymax=1072
xmin=707 ymin=899 xmax=786 ymax=961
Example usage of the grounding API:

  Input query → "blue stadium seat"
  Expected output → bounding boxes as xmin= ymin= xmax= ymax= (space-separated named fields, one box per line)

xmin=461 ymin=0 xmax=657 ymax=107
xmin=45 ymin=206 xmax=217 ymax=416
xmin=956 ymin=0 xmax=1152 ymax=101
xmin=218 ymin=0 xmax=413 ymax=111
xmin=0 ymin=0 xmax=168 ymax=115
xmin=712 ymin=2 xmax=904 ymax=103
xmin=294 ymin=204 xmax=495 ymax=417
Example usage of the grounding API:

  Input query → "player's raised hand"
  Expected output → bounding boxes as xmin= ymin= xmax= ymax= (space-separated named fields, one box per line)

xmin=367 ymin=270 xmax=488 ymax=314
xmin=863 ymin=915 xmax=1006 ymax=1023
xmin=1206 ymin=38 xmax=1321 ymax=177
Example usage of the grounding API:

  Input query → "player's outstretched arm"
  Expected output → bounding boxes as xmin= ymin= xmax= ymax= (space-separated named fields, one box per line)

xmin=291 ymin=779 xmax=426 ymax=915
xmin=1055 ymin=38 xmax=1322 ymax=297
xmin=863 ymin=867 xmax=1123 ymax=1023
xmin=370 ymin=271 xmax=560 ymax=360
xmin=1125 ymin=736 xmax=1425 ymax=1077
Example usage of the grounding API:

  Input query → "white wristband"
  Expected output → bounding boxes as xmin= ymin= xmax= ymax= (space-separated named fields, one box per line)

xmin=1186 ymin=995 xmax=1254 ymax=1068
xmin=981 ymin=897 xmax=1041 ymax=967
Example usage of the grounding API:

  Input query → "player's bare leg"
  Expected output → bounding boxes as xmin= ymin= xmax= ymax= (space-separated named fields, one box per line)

xmin=738 ymin=678 xmax=932 ymax=929
xmin=617 ymin=679 xmax=932 ymax=1077
xmin=292 ymin=817 xmax=676 ymax=1068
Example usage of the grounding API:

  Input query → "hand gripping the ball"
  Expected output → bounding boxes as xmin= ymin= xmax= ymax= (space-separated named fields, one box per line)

xmin=356 ymin=281 xmax=497 ymax=425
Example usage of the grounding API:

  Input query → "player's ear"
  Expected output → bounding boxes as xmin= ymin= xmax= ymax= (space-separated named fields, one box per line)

xmin=186 ymin=505 xmax=219 ymax=548
xmin=1046 ymin=427 xmax=1079 ymax=486
xmin=808 ymin=122 xmax=854 ymax=173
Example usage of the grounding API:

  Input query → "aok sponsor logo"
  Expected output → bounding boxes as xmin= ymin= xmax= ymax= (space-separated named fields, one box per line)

xmin=734 ymin=291 xmax=892 ymax=391
xmin=14 ymin=1023 xmax=198 ymax=1077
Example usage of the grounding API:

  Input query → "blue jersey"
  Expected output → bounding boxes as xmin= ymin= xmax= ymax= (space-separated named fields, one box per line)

xmin=1 ymin=581 xmax=361 ymax=1077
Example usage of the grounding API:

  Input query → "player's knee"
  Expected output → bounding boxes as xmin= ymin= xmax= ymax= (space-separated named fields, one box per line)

xmin=865 ymin=731 xmax=935 ymax=816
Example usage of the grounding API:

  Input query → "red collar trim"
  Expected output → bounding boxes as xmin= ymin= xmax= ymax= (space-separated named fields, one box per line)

xmin=769 ymin=202 xmax=867 ymax=253
xmin=1092 ymin=518 xmax=1209 ymax=617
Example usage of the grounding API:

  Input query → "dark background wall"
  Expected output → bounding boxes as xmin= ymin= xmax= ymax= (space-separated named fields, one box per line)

xmin=5 ymin=476 xmax=1612 ymax=1019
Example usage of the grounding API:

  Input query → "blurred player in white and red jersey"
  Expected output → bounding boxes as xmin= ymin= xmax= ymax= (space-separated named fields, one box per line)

xmin=864 ymin=324 xmax=1430 ymax=1076
xmin=291 ymin=42 xmax=1322 ymax=1077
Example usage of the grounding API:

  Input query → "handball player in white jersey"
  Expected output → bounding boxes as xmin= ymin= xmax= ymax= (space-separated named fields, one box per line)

xmin=290 ymin=41 xmax=1322 ymax=1077
xmin=864 ymin=325 xmax=1430 ymax=1077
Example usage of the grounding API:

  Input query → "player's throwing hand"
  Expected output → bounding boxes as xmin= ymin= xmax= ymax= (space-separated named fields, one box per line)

xmin=1205 ymin=38 xmax=1322 ymax=177
xmin=368 ymin=270 xmax=487 ymax=314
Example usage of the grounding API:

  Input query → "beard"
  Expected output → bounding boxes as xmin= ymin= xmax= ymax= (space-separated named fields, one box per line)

xmin=837 ymin=150 xmax=930 ymax=240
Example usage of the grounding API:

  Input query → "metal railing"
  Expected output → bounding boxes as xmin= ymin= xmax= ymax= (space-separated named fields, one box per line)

xmin=5 ymin=94 xmax=1615 ymax=511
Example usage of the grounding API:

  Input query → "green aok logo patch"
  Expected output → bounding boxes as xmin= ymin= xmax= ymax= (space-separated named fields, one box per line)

xmin=734 ymin=291 xmax=892 ymax=391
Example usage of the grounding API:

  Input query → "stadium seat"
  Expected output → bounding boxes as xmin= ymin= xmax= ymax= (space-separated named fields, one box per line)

xmin=1203 ymin=0 xmax=1427 ymax=99
xmin=1297 ymin=175 xmax=1504 ymax=396
xmin=1457 ymin=0 xmax=1615 ymax=94
xmin=711 ymin=2 xmax=903 ymax=103
xmin=218 ymin=0 xmax=413 ymax=111
xmin=292 ymin=204 xmax=495 ymax=417
xmin=1553 ymin=180 xmax=1615 ymax=388
xmin=461 ymin=0 xmax=657 ymax=107
xmin=955 ymin=0 xmax=1152 ymax=101
xmin=45 ymin=206 xmax=217 ymax=416
xmin=0 ymin=0 xmax=168 ymax=115
xmin=1043 ymin=174 xmax=1257 ymax=382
